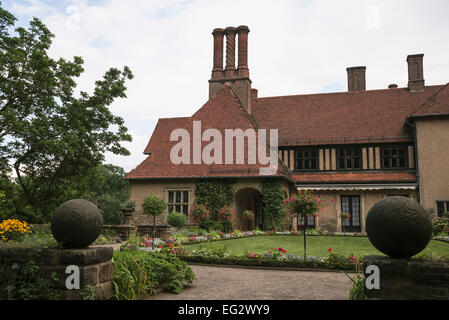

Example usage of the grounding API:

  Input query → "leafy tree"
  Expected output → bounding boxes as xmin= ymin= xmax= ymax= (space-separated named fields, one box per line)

xmin=142 ymin=195 xmax=167 ymax=248
xmin=284 ymin=190 xmax=321 ymax=259
xmin=0 ymin=5 xmax=133 ymax=222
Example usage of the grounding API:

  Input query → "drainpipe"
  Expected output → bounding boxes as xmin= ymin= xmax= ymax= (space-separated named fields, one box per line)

xmin=406 ymin=116 xmax=420 ymax=204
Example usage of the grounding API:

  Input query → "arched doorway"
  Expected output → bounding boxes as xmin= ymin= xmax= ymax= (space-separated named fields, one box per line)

xmin=234 ymin=188 xmax=264 ymax=230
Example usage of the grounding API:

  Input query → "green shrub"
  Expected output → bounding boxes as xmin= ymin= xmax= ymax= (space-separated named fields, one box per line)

xmin=97 ymin=195 xmax=122 ymax=225
xmin=112 ymin=251 xmax=196 ymax=299
xmin=432 ymin=215 xmax=449 ymax=236
xmin=167 ymin=212 xmax=187 ymax=229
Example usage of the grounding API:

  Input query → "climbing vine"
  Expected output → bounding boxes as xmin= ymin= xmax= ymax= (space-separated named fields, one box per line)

xmin=194 ymin=180 xmax=235 ymax=219
xmin=261 ymin=180 xmax=286 ymax=231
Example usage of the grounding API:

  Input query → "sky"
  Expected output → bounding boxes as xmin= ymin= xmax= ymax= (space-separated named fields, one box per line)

xmin=3 ymin=0 xmax=449 ymax=173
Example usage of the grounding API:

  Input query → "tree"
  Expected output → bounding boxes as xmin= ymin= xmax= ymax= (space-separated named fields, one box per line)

xmin=0 ymin=5 xmax=133 ymax=222
xmin=142 ymin=195 xmax=167 ymax=249
xmin=284 ymin=190 xmax=321 ymax=259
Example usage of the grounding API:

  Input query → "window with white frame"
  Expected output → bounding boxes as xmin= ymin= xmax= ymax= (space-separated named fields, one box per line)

xmin=167 ymin=190 xmax=190 ymax=215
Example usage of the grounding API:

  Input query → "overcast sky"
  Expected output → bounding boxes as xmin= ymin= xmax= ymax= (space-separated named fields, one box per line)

xmin=3 ymin=0 xmax=449 ymax=173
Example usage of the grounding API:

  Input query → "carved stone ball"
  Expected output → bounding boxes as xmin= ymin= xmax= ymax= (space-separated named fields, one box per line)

xmin=366 ymin=196 xmax=432 ymax=258
xmin=51 ymin=199 xmax=103 ymax=249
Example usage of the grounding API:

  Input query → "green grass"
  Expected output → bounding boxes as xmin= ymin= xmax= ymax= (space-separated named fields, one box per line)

xmin=185 ymin=235 xmax=449 ymax=258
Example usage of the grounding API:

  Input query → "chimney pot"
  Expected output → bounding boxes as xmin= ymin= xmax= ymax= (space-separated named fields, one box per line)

xmin=346 ymin=66 xmax=366 ymax=92
xmin=407 ymin=54 xmax=425 ymax=91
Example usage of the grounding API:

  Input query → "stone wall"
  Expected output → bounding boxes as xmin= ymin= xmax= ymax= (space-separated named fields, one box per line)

xmin=364 ymin=255 xmax=449 ymax=300
xmin=0 ymin=246 xmax=114 ymax=300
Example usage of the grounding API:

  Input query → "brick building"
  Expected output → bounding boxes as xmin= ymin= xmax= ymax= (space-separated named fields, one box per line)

xmin=125 ymin=26 xmax=449 ymax=233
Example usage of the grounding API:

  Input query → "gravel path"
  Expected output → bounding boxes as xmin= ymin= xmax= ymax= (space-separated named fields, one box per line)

xmin=153 ymin=264 xmax=353 ymax=300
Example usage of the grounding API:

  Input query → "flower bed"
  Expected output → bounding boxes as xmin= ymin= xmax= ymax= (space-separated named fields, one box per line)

xmin=119 ymin=229 xmax=367 ymax=252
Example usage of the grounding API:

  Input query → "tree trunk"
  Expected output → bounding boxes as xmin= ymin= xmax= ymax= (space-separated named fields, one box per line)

xmin=153 ymin=215 xmax=156 ymax=250
xmin=304 ymin=214 xmax=308 ymax=260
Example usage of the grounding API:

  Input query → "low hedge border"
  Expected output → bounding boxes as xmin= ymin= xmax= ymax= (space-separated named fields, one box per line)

xmin=177 ymin=255 xmax=359 ymax=271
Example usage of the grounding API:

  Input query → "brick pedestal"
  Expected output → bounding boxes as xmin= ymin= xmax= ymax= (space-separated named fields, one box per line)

xmin=364 ymin=255 xmax=449 ymax=300
xmin=0 ymin=246 xmax=114 ymax=300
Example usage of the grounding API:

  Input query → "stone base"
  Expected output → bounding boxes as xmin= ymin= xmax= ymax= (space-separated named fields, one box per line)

xmin=137 ymin=224 xmax=172 ymax=238
xmin=103 ymin=224 xmax=137 ymax=241
xmin=0 ymin=246 xmax=114 ymax=300
xmin=364 ymin=255 xmax=449 ymax=300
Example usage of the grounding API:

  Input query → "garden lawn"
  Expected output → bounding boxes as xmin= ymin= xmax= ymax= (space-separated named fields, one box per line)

xmin=185 ymin=235 xmax=449 ymax=258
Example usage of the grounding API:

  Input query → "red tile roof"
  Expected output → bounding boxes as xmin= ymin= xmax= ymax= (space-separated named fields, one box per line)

xmin=409 ymin=83 xmax=449 ymax=118
xmin=125 ymin=86 xmax=291 ymax=180
xmin=252 ymin=85 xmax=445 ymax=147
xmin=292 ymin=171 xmax=417 ymax=184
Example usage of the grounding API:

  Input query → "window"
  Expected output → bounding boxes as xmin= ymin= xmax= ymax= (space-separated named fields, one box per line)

xmin=295 ymin=149 xmax=318 ymax=170
xmin=382 ymin=146 xmax=408 ymax=169
xmin=298 ymin=215 xmax=316 ymax=230
xmin=341 ymin=195 xmax=361 ymax=232
xmin=436 ymin=201 xmax=449 ymax=217
xmin=337 ymin=147 xmax=361 ymax=170
xmin=167 ymin=190 xmax=189 ymax=215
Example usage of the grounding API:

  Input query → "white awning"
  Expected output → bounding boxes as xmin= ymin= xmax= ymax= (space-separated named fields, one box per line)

xmin=296 ymin=183 xmax=417 ymax=191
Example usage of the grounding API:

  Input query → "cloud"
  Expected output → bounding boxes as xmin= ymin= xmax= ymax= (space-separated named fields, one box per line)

xmin=3 ymin=0 xmax=449 ymax=173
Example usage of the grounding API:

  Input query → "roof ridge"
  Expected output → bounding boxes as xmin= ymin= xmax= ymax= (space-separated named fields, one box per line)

xmin=254 ymin=84 xmax=446 ymax=100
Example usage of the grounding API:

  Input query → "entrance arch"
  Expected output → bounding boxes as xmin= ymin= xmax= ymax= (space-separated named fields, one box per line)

xmin=234 ymin=187 xmax=264 ymax=230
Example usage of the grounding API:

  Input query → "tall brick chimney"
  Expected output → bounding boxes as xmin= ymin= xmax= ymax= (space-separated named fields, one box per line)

xmin=346 ymin=66 xmax=366 ymax=92
xmin=407 ymin=54 xmax=425 ymax=92
xmin=209 ymin=25 xmax=252 ymax=113
xmin=211 ymin=28 xmax=224 ymax=80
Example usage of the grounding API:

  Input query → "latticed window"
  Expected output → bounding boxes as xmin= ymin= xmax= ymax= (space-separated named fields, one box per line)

xmin=295 ymin=149 xmax=318 ymax=170
xmin=341 ymin=195 xmax=361 ymax=232
xmin=167 ymin=190 xmax=189 ymax=215
xmin=436 ymin=201 xmax=449 ymax=217
xmin=337 ymin=148 xmax=361 ymax=170
xmin=297 ymin=215 xmax=316 ymax=230
xmin=382 ymin=146 xmax=407 ymax=169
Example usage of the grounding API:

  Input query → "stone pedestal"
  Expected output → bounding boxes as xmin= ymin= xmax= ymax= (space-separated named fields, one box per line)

xmin=137 ymin=224 xmax=171 ymax=238
xmin=0 ymin=246 xmax=114 ymax=300
xmin=103 ymin=224 xmax=136 ymax=241
xmin=364 ymin=255 xmax=449 ymax=300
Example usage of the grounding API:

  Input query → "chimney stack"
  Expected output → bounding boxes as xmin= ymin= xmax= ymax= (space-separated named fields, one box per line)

xmin=251 ymin=88 xmax=258 ymax=100
xmin=209 ymin=26 xmax=252 ymax=113
xmin=346 ymin=66 xmax=366 ymax=92
xmin=211 ymin=28 xmax=225 ymax=80
xmin=407 ymin=54 xmax=424 ymax=92
xmin=236 ymin=25 xmax=250 ymax=77
xmin=224 ymin=27 xmax=237 ymax=78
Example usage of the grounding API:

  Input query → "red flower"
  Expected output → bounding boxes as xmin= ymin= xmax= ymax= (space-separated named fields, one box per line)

xmin=328 ymin=248 xmax=333 ymax=252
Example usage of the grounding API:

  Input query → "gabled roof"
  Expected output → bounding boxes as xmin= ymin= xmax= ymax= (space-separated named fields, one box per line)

xmin=125 ymin=86 xmax=291 ymax=181
xmin=252 ymin=85 xmax=445 ymax=147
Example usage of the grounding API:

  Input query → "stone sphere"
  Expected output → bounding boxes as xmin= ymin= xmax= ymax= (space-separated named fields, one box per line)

xmin=51 ymin=199 xmax=103 ymax=249
xmin=366 ymin=196 xmax=432 ymax=258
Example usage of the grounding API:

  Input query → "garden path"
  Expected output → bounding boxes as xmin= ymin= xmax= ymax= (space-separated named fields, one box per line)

xmin=152 ymin=264 xmax=353 ymax=300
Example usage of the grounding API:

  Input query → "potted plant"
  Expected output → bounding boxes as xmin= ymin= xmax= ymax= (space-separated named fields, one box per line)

xmin=340 ymin=212 xmax=351 ymax=220
xmin=121 ymin=200 xmax=136 ymax=216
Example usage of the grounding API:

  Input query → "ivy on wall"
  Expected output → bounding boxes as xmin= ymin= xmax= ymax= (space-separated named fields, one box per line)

xmin=194 ymin=180 xmax=235 ymax=219
xmin=261 ymin=180 xmax=286 ymax=231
